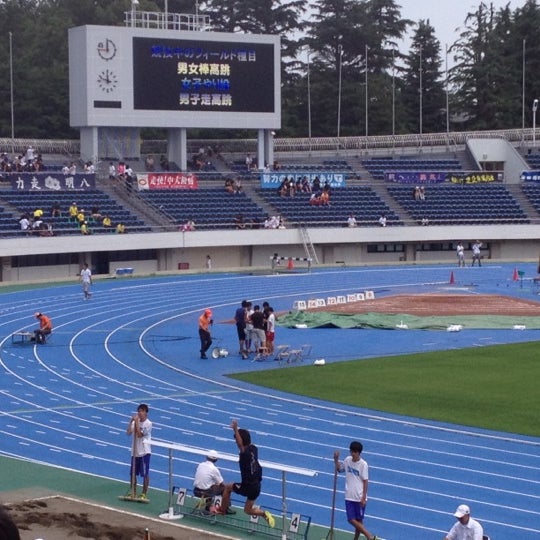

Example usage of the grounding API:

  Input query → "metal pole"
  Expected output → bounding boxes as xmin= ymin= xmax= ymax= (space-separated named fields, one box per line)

xmin=365 ymin=44 xmax=368 ymax=139
xmin=392 ymin=48 xmax=395 ymax=138
xmin=307 ymin=50 xmax=312 ymax=142
xmin=9 ymin=31 xmax=14 ymax=154
xmin=281 ymin=470 xmax=287 ymax=540
xmin=445 ymin=44 xmax=450 ymax=136
xmin=419 ymin=44 xmax=423 ymax=136
xmin=337 ymin=45 xmax=343 ymax=139
xmin=522 ymin=39 xmax=526 ymax=145
xmin=533 ymin=99 xmax=538 ymax=148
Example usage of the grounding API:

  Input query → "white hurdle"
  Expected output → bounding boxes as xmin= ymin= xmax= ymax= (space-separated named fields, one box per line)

xmin=152 ymin=439 xmax=317 ymax=540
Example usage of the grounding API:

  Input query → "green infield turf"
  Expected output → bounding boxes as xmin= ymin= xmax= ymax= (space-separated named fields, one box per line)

xmin=230 ymin=342 xmax=540 ymax=437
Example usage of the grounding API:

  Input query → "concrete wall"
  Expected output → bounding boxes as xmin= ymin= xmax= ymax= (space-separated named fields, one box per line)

xmin=2 ymin=224 xmax=540 ymax=283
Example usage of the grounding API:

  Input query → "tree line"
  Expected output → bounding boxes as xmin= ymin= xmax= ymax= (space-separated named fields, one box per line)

xmin=0 ymin=0 xmax=539 ymax=140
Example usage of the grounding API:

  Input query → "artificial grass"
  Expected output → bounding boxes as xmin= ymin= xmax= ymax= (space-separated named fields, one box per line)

xmin=230 ymin=342 xmax=540 ymax=437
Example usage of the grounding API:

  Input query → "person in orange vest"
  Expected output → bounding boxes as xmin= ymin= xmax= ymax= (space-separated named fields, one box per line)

xmin=33 ymin=312 xmax=52 ymax=344
xmin=198 ymin=309 xmax=213 ymax=359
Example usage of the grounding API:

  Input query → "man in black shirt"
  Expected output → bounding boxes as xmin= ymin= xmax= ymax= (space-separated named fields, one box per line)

xmin=217 ymin=420 xmax=275 ymax=528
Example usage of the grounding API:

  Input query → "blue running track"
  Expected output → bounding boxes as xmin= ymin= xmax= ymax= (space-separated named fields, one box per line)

xmin=0 ymin=263 xmax=539 ymax=539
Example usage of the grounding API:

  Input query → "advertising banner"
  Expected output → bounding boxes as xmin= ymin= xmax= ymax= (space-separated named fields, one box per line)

xmin=260 ymin=172 xmax=346 ymax=188
xmin=9 ymin=173 xmax=96 ymax=191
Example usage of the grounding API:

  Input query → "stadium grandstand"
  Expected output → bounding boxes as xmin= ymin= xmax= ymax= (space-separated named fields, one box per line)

xmin=1 ymin=127 xmax=540 ymax=283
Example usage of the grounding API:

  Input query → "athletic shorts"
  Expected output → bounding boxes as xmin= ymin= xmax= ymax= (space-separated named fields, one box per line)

xmin=345 ymin=500 xmax=366 ymax=522
xmin=130 ymin=454 xmax=151 ymax=478
xmin=236 ymin=323 xmax=246 ymax=341
xmin=232 ymin=481 xmax=261 ymax=501
xmin=265 ymin=331 xmax=275 ymax=343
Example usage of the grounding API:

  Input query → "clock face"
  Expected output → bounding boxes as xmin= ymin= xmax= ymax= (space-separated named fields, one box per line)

xmin=97 ymin=38 xmax=117 ymax=61
xmin=97 ymin=69 xmax=118 ymax=93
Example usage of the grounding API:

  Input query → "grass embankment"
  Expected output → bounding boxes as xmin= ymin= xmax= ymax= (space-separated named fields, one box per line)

xmin=231 ymin=342 xmax=540 ymax=437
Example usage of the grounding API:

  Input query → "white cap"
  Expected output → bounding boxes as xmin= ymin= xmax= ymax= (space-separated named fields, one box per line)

xmin=207 ymin=449 xmax=219 ymax=461
xmin=454 ymin=504 xmax=470 ymax=518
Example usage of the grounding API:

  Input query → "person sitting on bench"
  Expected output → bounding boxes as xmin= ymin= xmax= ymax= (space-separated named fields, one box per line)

xmin=33 ymin=312 xmax=52 ymax=344
xmin=193 ymin=451 xmax=235 ymax=514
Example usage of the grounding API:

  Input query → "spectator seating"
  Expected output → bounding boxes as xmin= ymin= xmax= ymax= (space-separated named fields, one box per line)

xmin=257 ymin=186 xmax=401 ymax=227
xmin=524 ymin=154 xmax=540 ymax=169
xmin=0 ymin=189 xmax=150 ymax=235
xmin=387 ymin=183 xmax=529 ymax=225
xmin=521 ymin=182 xmax=540 ymax=213
xmin=0 ymin=204 xmax=19 ymax=236
xmin=139 ymin=187 xmax=267 ymax=229
xmin=363 ymin=157 xmax=462 ymax=180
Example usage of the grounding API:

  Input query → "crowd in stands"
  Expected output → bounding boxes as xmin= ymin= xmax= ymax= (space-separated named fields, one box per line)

xmin=18 ymin=200 xmax=127 ymax=236
xmin=225 ymin=178 xmax=243 ymax=193
xmin=0 ymin=146 xmax=46 ymax=176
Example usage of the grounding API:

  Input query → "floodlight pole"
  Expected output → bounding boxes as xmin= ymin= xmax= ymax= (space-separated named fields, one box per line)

xmin=9 ymin=31 xmax=14 ymax=154
xmin=533 ymin=99 xmax=538 ymax=148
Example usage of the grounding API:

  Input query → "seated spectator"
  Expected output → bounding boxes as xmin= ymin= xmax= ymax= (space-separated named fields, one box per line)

xmin=312 ymin=176 xmax=321 ymax=191
xmin=19 ymin=214 xmax=30 ymax=233
xmin=310 ymin=191 xmax=322 ymax=206
xmin=301 ymin=176 xmax=312 ymax=193
xmin=33 ymin=207 xmax=44 ymax=220
xmin=347 ymin=214 xmax=357 ymax=227
xmin=160 ymin=155 xmax=170 ymax=171
xmin=68 ymin=161 xmax=77 ymax=175
xmin=102 ymin=215 xmax=112 ymax=229
xmin=90 ymin=206 xmax=102 ymax=220
xmin=379 ymin=214 xmax=387 ymax=227
xmin=116 ymin=222 xmax=126 ymax=234
xmin=225 ymin=178 xmax=235 ymax=193
xmin=51 ymin=201 xmax=61 ymax=217
xmin=80 ymin=221 xmax=90 ymax=235
xmin=84 ymin=161 xmax=95 ymax=173
xmin=264 ymin=215 xmax=280 ymax=229
xmin=145 ymin=155 xmax=155 ymax=172
xmin=419 ymin=186 xmax=426 ymax=200
xmin=108 ymin=162 xmax=116 ymax=180
xmin=319 ymin=189 xmax=330 ymax=205
xmin=68 ymin=202 xmax=78 ymax=221
xmin=181 ymin=219 xmax=196 ymax=232
xmin=76 ymin=210 xmax=86 ymax=226
xmin=32 ymin=217 xmax=44 ymax=233
xmin=251 ymin=216 xmax=261 ymax=229
xmin=235 ymin=214 xmax=246 ymax=229
xmin=193 ymin=451 xmax=231 ymax=511
xmin=234 ymin=178 xmax=243 ymax=193
xmin=421 ymin=217 xmax=429 ymax=226
xmin=39 ymin=222 xmax=54 ymax=237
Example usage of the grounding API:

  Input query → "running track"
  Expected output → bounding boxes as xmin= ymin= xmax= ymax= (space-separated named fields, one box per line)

xmin=0 ymin=263 xmax=539 ymax=539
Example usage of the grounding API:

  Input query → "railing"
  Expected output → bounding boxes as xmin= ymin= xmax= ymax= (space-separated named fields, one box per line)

xmin=1 ymin=127 xmax=539 ymax=161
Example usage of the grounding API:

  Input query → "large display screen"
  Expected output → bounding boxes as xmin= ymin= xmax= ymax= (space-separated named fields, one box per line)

xmin=133 ymin=37 xmax=275 ymax=113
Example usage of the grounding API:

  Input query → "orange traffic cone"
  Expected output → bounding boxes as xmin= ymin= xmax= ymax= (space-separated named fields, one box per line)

xmin=512 ymin=268 xmax=519 ymax=281
xmin=287 ymin=257 xmax=294 ymax=270
xmin=449 ymin=271 xmax=455 ymax=284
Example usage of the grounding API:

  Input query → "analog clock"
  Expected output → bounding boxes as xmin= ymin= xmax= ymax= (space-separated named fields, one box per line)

xmin=97 ymin=38 xmax=117 ymax=61
xmin=97 ymin=69 xmax=118 ymax=93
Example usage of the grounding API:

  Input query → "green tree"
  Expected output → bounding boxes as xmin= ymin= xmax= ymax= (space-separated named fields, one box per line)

xmin=401 ymin=20 xmax=446 ymax=134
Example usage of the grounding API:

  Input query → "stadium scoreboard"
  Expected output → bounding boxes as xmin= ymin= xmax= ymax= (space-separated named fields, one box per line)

xmin=69 ymin=25 xmax=281 ymax=129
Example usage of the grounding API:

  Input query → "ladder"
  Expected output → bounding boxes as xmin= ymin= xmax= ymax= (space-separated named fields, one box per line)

xmin=299 ymin=224 xmax=319 ymax=265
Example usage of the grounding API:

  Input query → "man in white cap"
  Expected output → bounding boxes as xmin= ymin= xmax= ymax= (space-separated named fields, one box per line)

xmin=444 ymin=504 xmax=483 ymax=540
xmin=193 ymin=450 xmax=235 ymax=514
